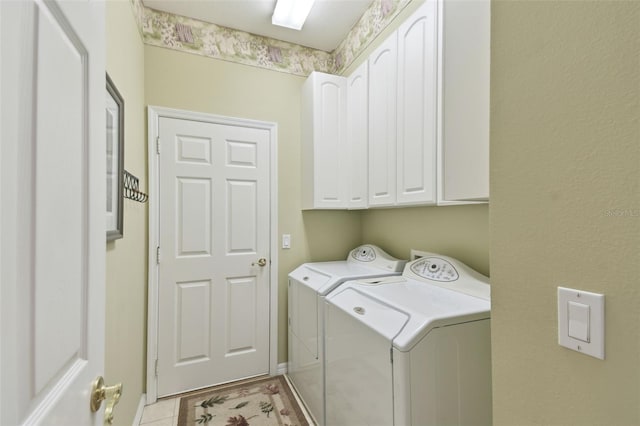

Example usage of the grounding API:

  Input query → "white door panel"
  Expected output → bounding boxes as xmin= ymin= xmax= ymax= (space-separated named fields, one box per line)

xmin=300 ymin=73 xmax=348 ymax=209
xmin=368 ymin=33 xmax=398 ymax=207
xmin=157 ymin=117 xmax=271 ymax=396
xmin=177 ymin=177 xmax=212 ymax=256
xmin=346 ymin=61 xmax=369 ymax=209
xmin=441 ymin=0 xmax=490 ymax=201
xmin=1 ymin=0 xmax=105 ymax=424
xmin=396 ymin=0 xmax=438 ymax=205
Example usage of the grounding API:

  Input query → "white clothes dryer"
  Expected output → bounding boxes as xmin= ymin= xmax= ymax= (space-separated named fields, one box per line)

xmin=287 ymin=245 xmax=406 ymax=426
xmin=324 ymin=253 xmax=492 ymax=426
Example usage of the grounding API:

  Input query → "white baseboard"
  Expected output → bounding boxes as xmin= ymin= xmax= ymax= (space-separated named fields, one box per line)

xmin=132 ymin=394 xmax=146 ymax=426
xmin=277 ymin=362 xmax=288 ymax=375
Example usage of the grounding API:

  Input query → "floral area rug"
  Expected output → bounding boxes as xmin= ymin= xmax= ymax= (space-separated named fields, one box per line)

xmin=177 ymin=375 xmax=311 ymax=426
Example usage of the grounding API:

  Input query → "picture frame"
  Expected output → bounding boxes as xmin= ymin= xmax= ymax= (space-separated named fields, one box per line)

xmin=106 ymin=73 xmax=124 ymax=241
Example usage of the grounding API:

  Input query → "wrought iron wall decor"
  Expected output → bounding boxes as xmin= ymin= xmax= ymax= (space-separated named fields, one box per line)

xmin=123 ymin=170 xmax=148 ymax=203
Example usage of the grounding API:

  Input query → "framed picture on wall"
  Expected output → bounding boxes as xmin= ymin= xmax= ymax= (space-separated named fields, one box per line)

xmin=106 ymin=73 xmax=124 ymax=241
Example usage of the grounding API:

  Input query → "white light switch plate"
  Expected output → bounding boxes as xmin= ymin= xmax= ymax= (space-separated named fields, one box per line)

xmin=282 ymin=234 xmax=291 ymax=249
xmin=558 ymin=286 xmax=605 ymax=360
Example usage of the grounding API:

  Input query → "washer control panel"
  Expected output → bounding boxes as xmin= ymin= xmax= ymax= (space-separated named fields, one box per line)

xmin=410 ymin=257 xmax=459 ymax=282
xmin=351 ymin=245 xmax=377 ymax=262
xmin=348 ymin=245 xmax=406 ymax=272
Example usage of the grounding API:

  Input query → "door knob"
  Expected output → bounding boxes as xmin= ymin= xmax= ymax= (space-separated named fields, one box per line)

xmin=252 ymin=258 xmax=267 ymax=267
xmin=90 ymin=376 xmax=122 ymax=424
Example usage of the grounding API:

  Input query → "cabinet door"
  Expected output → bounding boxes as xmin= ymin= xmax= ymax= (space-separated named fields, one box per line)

xmin=368 ymin=32 xmax=398 ymax=207
xmin=396 ymin=0 xmax=438 ymax=206
xmin=346 ymin=61 xmax=369 ymax=209
xmin=439 ymin=0 xmax=490 ymax=202
xmin=301 ymin=72 xmax=348 ymax=209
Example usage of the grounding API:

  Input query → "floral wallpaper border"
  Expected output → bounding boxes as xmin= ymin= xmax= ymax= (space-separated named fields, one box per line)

xmin=129 ymin=0 xmax=415 ymax=77
xmin=333 ymin=0 xmax=412 ymax=74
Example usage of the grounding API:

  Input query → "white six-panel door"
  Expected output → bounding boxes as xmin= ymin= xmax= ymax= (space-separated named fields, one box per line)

xmin=156 ymin=117 xmax=271 ymax=397
xmin=0 ymin=0 xmax=106 ymax=424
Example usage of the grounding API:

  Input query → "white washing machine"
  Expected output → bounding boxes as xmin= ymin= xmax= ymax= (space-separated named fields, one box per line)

xmin=287 ymin=245 xmax=406 ymax=426
xmin=325 ymin=253 xmax=492 ymax=426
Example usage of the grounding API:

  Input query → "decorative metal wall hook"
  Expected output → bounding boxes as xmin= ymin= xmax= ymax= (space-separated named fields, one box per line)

xmin=123 ymin=170 xmax=148 ymax=203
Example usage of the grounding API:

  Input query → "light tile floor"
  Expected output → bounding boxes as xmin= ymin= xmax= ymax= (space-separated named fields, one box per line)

xmin=139 ymin=396 xmax=179 ymax=426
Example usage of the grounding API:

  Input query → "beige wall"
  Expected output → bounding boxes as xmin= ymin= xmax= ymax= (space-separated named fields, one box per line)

xmin=105 ymin=1 xmax=148 ymax=424
xmin=362 ymin=205 xmax=489 ymax=276
xmin=491 ymin=1 xmax=640 ymax=424
xmin=144 ymin=45 xmax=363 ymax=364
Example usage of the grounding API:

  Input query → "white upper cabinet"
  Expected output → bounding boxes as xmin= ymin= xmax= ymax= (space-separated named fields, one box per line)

xmin=300 ymin=0 xmax=490 ymax=210
xmin=346 ymin=61 xmax=369 ymax=209
xmin=301 ymin=72 xmax=348 ymax=209
xmin=396 ymin=0 xmax=438 ymax=206
xmin=368 ymin=32 xmax=398 ymax=207
xmin=438 ymin=0 xmax=490 ymax=203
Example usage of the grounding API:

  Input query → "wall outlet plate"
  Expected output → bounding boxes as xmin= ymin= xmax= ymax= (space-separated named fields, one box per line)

xmin=410 ymin=249 xmax=432 ymax=260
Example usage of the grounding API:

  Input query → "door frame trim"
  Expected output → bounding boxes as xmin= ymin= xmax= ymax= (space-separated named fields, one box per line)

xmin=146 ymin=106 xmax=279 ymax=403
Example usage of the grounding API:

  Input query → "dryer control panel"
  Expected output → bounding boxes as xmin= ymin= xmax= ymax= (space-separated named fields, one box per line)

xmin=410 ymin=257 xmax=459 ymax=282
xmin=348 ymin=245 xmax=406 ymax=272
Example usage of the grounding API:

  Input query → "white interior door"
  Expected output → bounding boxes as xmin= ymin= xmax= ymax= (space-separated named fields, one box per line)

xmin=0 ymin=0 xmax=106 ymax=424
xmin=156 ymin=117 xmax=271 ymax=397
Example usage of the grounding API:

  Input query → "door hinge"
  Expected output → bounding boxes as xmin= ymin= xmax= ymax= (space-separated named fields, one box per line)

xmin=156 ymin=136 xmax=160 ymax=155
xmin=156 ymin=246 xmax=161 ymax=264
xmin=390 ymin=348 xmax=393 ymax=364
xmin=154 ymin=359 xmax=159 ymax=377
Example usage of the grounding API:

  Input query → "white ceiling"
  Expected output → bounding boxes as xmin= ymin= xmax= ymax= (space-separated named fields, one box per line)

xmin=143 ymin=0 xmax=374 ymax=52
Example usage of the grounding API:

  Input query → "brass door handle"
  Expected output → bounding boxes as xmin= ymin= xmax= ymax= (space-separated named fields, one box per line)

xmin=90 ymin=376 xmax=122 ymax=424
xmin=252 ymin=258 xmax=267 ymax=267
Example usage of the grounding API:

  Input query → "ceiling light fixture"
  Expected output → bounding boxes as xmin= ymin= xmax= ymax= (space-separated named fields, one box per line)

xmin=272 ymin=0 xmax=316 ymax=31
